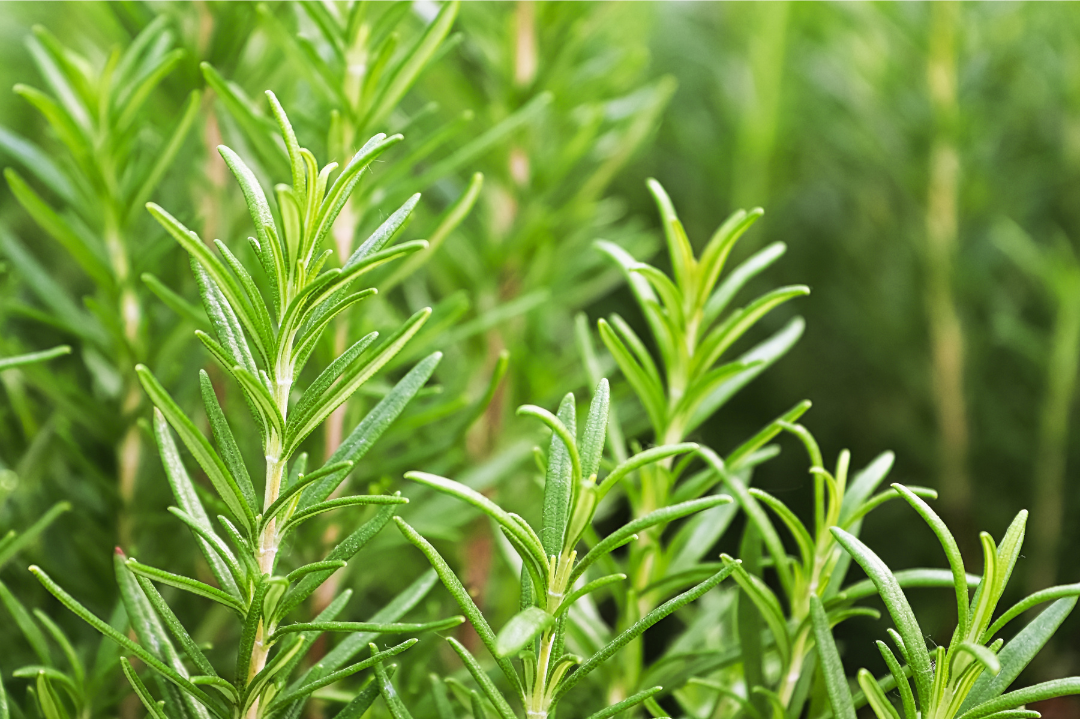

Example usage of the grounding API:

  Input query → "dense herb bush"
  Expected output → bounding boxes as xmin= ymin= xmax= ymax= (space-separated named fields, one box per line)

xmin=1 ymin=3 xmax=1080 ymax=719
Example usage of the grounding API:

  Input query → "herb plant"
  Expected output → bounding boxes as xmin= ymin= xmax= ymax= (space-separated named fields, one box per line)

xmin=28 ymin=93 xmax=464 ymax=719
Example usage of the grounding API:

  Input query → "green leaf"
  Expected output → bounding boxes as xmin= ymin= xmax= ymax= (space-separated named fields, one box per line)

xmin=553 ymin=562 xmax=737 ymax=703
xmin=877 ymin=640 xmax=917 ymax=719
xmin=580 ymin=379 xmax=610 ymax=482
xmin=266 ymin=639 xmax=416 ymax=711
xmin=131 ymin=574 xmax=216 ymax=678
xmin=147 ymin=203 xmax=270 ymax=364
xmin=126 ymin=89 xmax=201 ymax=223
xmin=858 ymin=669 xmax=901 ymax=719
xmin=403 ymin=472 xmax=547 ymax=575
xmin=31 ymin=611 xmax=82 ymax=686
xmin=363 ymin=1 xmax=459 ymax=131
xmin=703 ymin=238 xmax=781 ymax=327
xmin=597 ymin=317 xmax=665 ymax=432
xmin=120 ymin=658 xmax=169 ymax=719
xmin=291 ymin=333 xmax=379 ymax=425
xmin=831 ymin=527 xmax=933 ymax=706
xmin=957 ymin=679 xmax=1080 ymax=719
xmin=698 ymin=447 xmax=792 ymax=595
xmin=279 ymin=495 xmax=408 ymax=536
xmin=571 ymin=495 xmax=731 ymax=584
xmin=29 ymin=567 xmax=225 ymax=719
xmin=277 ymin=502 xmax=401 ymax=619
xmin=495 ymin=607 xmax=554 ymax=657
xmin=584 ymin=687 xmax=664 ymax=719
xmin=383 ymin=172 xmax=483 ymax=290
xmin=983 ymin=583 xmax=1080 ymax=641
xmin=126 ymin=559 xmax=245 ymax=614
xmin=0 ymin=580 xmax=50 ymax=663
xmin=35 ymin=671 xmax=69 ymax=719
xmin=235 ymin=575 xmax=269 ymax=687
xmin=5 ymin=168 xmax=111 ymax=288
xmin=956 ymin=641 xmax=1001 ymax=677
xmin=271 ymin=617 xmax=464 ymax=643
xmin=331 ymin=677 xmax=381 ymax=719
xmin=372 ymin=649 xmax=414 ymax=719
xmin=445 ymin=638 xmax=516 ymax=719
xmin=291 ymin=571 xmax=439 ymax=696
xmin=721 ymin=555 xmax=791 ymax=667
xmin=306 ymin=353 xmax=442 ymax=506
xmin=963 ymin=596 xmax=1077 ymax=712
xmin=694 ymin=285 xmax=810 ymax=375
xmin=811 ymin=595 xmax=857 ymax=719
xmin=152 ymin=410 xmax=241 ymax=597
xmin=138 ymin=367 xmax=256 ymax=534
xmin=142 ymin=273 xmax=209 ymax=329
xmin=199 ymin=371 xmax=257 ymax=514
xmin=393 ymin=519 xmax=521 ymax=695
xmin=749 ymin=487 xmax=814 ymax=568
xmin=646 ymin=179 xmax=696 ymax=301
xmin=283 ymin=308 xmax=431 ymax=457
xmin=0 ymin=501 xmax=69 ymax=570
xmin=534 ymin=393 xmax=578 ymax=557
xmin=892 ymin=484 xmax=969 ymax=635
xmin=0 ymin=125 xmax=75 ymax=202
xmin=595 ymin=443 xmax=699 ymax=499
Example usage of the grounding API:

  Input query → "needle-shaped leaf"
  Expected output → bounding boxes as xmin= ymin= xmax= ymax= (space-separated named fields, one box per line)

xmin=231 ymin=365 xmax=284 ymax=439
xmin=291 ymin=333 xmax=378 ymax=424
xmin=533 ymin=393 xmax=578 ymax=557
xmin=142 ymin=272 xmax=209 ymax=329
xmin=0 ymin=501 xmax=69 ymax=571
xmin=553 ymin=562 xmax=736 ymax=703
xmin=364 ymin=0 xmax=459 ymax=129
xmin=892 ymin=484 xmax=969 ymax=634
xmin=495 ymin=607 xmax=554 ymax=658
xmin=721 ymin=555 xmax=791 ymax=666
xmin=811 ymin=595 xmax=857 ymax=719
xmin=694 ymin=285 xmax=810 ymax=375
xmin=152 ymin=410 xmax=241 ymax=597
xmin=703 ymin=239 xmax=780 ymax=327
xmin=5 ymin=169 xmax=111 ymax=288
xmin=138 ymin=367 xmax=255 ymax=533
xmin=596 ymin=443 xmax=698 ymax=499
xmin=963 ymin=596 xmax=1077 ymax=713
xmin=877 ymin=640 xmax=917 ymax=719
xmin=372 ymin=648 xmax=414 ymax=719
xmin=271 ymin=616 xmax=464 ymax=643
xmin=583 ymin=687 xmax=664 ymax=719
xmin=267 ymin=639 xmax=416 ymax=710
xmin=284 ymin=308 xmax=431 ymax=457
xmin=126 ymin=89 xmax=201 ymax=224
xmin=831 ymin=527 xmax=933 ymax=706
xmin=235 ymin=575 xmax=269 ymax=687
xmin=445 ymin=638 xmax=516 ymax=719
xmin=279 ymin=495 xmax=408 ymax=536
xmin=393 ymin=519 xmax=522 ymax=695
xmin=646 ymin=179 xmax=696 ymax=300
xmin=571 ymin=494 xmax=731 ymax=584
xmin=132 ymin=574 xmax=216 ymax=679
xmin=147 ymin=203 xmax=270 ymax=364
xmin=29 ymin=567 xmax=225 ymax=719
xmin=749 ymin=488 xmax=815 ymax=568
xmin=0 ymin=580 xmax=49 ymax=663
xmin=956 ymin=678 xmax=1080 ymax=719
xmin=580 ymin=379 xmax=610 ymax=482
xmin=126 ymin=559 xmax=245 ymax=615
xmin=199 ymin=370 xmax=257 ymax=513
xmin=699 ymin=447 xmax=792 ymax=595
xmin=404 ymin=472 xmax=547 ymax=572
xmin=120 ymin=658 xmax=170 ymax=719
xmin=277 ymin=502 xmax=401 ymax=619
xmin=597 ymin=317 xmax=666 ymax=433
xmin=859 ymin=669 xmax=901 ymax=719
xmin=555 ymin=575 xmax=626 ymax=618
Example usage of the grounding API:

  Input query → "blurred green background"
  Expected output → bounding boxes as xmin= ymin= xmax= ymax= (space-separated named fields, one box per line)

xmin=2 ymin=0 xmax=1079 ymax=700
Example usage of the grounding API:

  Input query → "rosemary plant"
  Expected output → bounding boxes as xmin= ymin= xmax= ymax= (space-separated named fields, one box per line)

xmin=815 ymin=492 xmax=1080 ymax=719
xmin=28 ymin=93 xmax=464 ymax=719
xmin=398 ymin=380 xmax=733 ymax=719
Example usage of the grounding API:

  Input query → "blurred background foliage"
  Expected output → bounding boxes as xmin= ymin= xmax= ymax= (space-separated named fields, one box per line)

xmin=2 ymin=0 xmax=1080 ymax=712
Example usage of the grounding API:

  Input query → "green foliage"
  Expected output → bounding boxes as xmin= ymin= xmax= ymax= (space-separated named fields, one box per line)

xmin=0 ymin=5 xmax=1077 ymax=719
